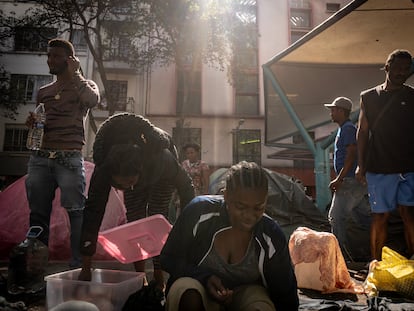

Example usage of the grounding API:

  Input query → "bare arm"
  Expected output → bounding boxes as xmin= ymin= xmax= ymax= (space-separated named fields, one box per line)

xmin=78 ymin=256 xmax=92 ymax=281
xmin=68 ymin=55 xmax=100 ymax=108
xmin=72 ymin=73 xmax=100 ymax=108
xmin=356 ymin=99 xmax=369 ymax=183
xmin=329 ymin=143 xmax=357 ymax=191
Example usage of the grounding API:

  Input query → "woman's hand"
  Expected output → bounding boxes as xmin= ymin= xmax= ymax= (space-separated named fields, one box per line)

xmin=206 ymin=275 xmax=233 ymax=305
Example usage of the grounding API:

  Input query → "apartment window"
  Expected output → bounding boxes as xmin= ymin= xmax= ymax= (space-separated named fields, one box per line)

xmin=290 ymin=10 xmax=311 ymax=28
xmin=111 ymin=2 xmax=135 ymax=14
xmin=235 ymin=44 xmax=258 ymax=68
xmin=106 ymin=80 xmax=128 ymax=111
xmin=235 ymin=73 xmax=259 ymax=115
xmin=10 ymin=74 xmax=53 ymax=103
xmin=107 ymin=35 xmax=131 ymax=60
xmin=14 ymin=27 xmax=57 ymax=52
xmin=172 ymin=127 xmax=201 ymax=161
xmin=289 ymin=0 xmax=311 ymax=44
xmin=176 ymin=67 xmax=202 ymax=115
xmin=326 ymin=3 xmax=341 ymax=12
xmin=289 ymin=0 xmax=310 ymax=9
xmin=233 ymin=129 xmax=261 ymax=165
xmin=233 ymin=1 xmax=259 ymax=116
xmin=104 ymin=21 xmax=132 ymax=61
xmin=289 ymin=9 xmax=311 ymax=43
xmin=72 ymin=29 xmax=87 ymax=51
xmin=236 ymin=0 xmax=257 ymax=23
xmin=4 ymin=125 xmax=28 ymax=152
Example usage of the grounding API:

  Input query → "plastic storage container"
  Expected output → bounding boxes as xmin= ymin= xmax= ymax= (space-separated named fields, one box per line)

xmin=45 ymin=268 xmax=144 ymax=311
xmin=98 ymin=214 xmax=172 ymax=264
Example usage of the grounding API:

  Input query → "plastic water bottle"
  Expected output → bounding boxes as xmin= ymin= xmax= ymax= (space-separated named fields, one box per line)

xmin=26 ymin=103 xmax=46 ymax=150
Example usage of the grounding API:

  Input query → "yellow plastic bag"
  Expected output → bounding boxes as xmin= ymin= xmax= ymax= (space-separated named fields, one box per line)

xmin=364 ymin=246 xmax=414 ymax=298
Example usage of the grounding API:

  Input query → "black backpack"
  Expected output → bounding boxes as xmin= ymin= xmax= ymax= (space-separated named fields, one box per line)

xmin=122 ymin=280 xmax=165 ymax=311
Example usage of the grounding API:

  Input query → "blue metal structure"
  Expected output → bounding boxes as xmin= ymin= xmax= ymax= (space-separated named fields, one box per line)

xmin=263 ymin=66 xmax=335 ymax=210
xmin=262 ymin=0 xmax=414 ymax=211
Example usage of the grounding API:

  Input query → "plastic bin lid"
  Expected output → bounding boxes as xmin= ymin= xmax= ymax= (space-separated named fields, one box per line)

xmin=98 ymin=214 xmax=172 ymax=264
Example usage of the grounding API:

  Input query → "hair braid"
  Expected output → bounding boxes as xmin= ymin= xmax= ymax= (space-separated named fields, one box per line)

xmin=225 ymin=161 xmax=268 ymax=194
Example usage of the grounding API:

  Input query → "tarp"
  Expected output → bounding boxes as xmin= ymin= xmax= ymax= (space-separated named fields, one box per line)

xmin=0 ymin=161 xmax=127 ymax=260
xmin=264 ymin=0 xmax=414 ymax=144
xmin=209 ymin=167 xmax=330 ymax=238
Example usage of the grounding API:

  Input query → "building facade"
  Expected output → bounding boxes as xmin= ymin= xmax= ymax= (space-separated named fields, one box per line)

xmin=0 ymin=0 xmax=352 ymax=195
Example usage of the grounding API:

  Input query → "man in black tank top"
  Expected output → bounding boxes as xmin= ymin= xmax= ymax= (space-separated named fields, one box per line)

xmin=356 ymin=49 xmax=414 ymax=260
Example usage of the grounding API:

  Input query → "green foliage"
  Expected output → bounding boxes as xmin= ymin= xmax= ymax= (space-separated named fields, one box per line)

xmin=0 ymin=9 xmax=23 ymax=119
xmin=128 ymin=0 xmax=257 ymax=74
xmin=1 ymin=0 xmax=257 ymax=115
xmin=0 ymin=65 xmax=18 ymax=120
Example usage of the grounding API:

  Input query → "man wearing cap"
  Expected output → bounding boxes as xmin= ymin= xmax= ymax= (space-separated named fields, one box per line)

xmin=356 ymin=49 xmax=414 ymax=260
xmin=325 ymin=97 xmax=370 ymax=261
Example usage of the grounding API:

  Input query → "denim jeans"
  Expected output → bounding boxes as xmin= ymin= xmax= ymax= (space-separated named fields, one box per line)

xmin=25 ymin=153 xmax=85 ymax=265
xmin=328 ymin=177 xmax=371 ymax=261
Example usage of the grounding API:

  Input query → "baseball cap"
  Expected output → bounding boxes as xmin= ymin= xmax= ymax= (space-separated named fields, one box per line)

xmin=324 ymin=97 xmax=353 ymax=111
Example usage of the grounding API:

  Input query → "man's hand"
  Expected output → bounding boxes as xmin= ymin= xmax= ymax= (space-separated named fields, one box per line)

xmin=355 ymin=165 xmax=366 ymax=185
xmin=78 ymin=267 xmax=92 ymax=281
xmin=329 ymin=177 xmax=343 ymax=192
xmin=206 ymin=275 xmax=233 ymax=305
xmin=25 ymin=112 xmax=36 ymax=128
xmin=67 ymin=56 xmax=81 ymax=75
xmin=78 ymin=256 xmax=92 ymax=281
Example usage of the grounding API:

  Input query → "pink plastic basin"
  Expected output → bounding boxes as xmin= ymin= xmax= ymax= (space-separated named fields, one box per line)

xmin=98 ymin=214 xmax=172 ymax=263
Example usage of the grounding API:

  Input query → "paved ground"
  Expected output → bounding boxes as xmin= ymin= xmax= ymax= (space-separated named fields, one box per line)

xmin=0 ymin=260 xmax=153 ymax=310
xmin=1 ymin=260 xmax=368 ymax=310
xmin=1 ymin=260 xmax=411 ymax=310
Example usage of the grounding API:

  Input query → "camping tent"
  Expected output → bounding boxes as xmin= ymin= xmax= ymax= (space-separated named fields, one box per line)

xmin=209 ymin=167 xmax=330 ymax=237
xmin=0 ymin=161 xmax=127 ymax=260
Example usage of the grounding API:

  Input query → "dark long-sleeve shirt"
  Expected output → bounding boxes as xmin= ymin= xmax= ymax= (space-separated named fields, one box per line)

xmin=80 ymin=113 xmax=194 ymax=256
xmin=160 ymin=195 xmax=299 ymax=311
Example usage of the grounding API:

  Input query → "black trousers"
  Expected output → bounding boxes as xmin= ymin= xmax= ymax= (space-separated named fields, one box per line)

xmin=123 ymin=179 xmax=175 ymax=271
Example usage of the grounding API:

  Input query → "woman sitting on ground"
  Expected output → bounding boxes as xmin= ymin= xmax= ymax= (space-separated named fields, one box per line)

xmin=160 ymin=161 xmax=299 ymax=311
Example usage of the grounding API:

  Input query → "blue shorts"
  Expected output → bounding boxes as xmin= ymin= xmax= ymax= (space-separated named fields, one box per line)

xmin=366 ymin=172 xmax=414 ymax=213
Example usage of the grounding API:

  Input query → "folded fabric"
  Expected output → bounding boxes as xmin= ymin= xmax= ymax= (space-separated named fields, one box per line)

xmin=289 ymin=227 xmax=363 ymax=293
